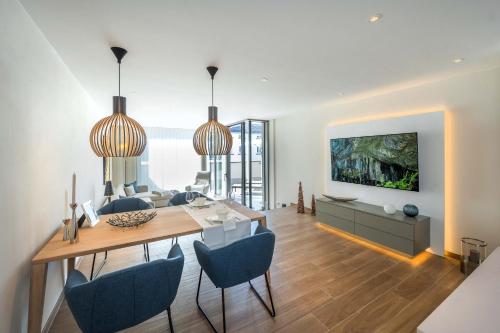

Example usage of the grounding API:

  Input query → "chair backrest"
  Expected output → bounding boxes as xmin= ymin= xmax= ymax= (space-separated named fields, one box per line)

xmin=194 ymin=225 xmax=275 ymax=288
xmin=65 ymin=244 xmax=184 ymax=333
xmin=97 ymin=197 xmax=152 ymax=215
xmin=195 ymin=171 xmax=211 ymax=185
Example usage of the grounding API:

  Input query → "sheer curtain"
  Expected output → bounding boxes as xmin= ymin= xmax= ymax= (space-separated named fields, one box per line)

xmin=137 ymin=127 xmax=201 ymax=192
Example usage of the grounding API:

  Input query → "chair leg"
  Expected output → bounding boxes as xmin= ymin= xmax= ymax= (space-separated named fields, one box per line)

xmin=167 ymin=306 xmax=174 ymax=332
xmin=90 ymin=251 xmax=108 ymax=281
xmin=143 ymin=244 xmax=150 ymax=262
xmin=248 ymin=273 xmax=276 ymax=317
xmin=196 ymin=269 xmax=226 ymax=333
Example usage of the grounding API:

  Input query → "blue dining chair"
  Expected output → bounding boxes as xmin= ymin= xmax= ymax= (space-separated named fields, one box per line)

xmin=193 ymin=225 xmax=276 ymax=333
xmin=91 ymin=198 xmax=153 ymax=280
xmin=64 ymin=243 xmax=184 ymax=333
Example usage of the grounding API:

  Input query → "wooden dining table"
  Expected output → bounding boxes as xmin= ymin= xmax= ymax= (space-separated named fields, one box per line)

xmin=28 ymin=200 xmax=267 ymax=333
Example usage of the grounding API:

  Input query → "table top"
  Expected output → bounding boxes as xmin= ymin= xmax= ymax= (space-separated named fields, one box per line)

xmin=417 ymin=247 xmax=500 ymax=333
xmin=32 ymin=200 xmax=265 ymax=264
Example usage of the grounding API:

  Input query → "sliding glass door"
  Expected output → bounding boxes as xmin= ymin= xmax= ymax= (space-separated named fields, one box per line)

xmin=225 ymin=120 xmax=269 ymax=210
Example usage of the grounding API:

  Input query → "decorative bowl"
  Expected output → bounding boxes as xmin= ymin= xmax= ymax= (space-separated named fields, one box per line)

xmin=322 ymin=194 xmax=357 ymax=202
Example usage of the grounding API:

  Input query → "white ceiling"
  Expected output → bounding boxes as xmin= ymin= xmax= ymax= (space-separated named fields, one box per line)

xmin=20 ymin=0 xmax=500 ymax=128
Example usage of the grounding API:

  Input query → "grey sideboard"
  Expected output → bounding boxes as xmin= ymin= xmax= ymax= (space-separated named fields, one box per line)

xmin=316 ymin=198 xmax=430 ymax=256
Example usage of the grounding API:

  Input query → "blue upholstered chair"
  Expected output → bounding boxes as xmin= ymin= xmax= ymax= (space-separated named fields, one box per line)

xmin=91 ymin=198 xmax=154 ymax=280
xmin=65 ymin=244 xmax=184 ymax=333
xmin=194 ymin=225 xmax=276 ymax=333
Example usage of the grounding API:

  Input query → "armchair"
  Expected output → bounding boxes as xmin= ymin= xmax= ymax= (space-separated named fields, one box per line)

xmin=64 ymin=244 xmax=184 ymax=333
xmin=185 ymin=171 xmax=211 ymax=194
xmin=193 ymin=225 xmax=276 ymax=333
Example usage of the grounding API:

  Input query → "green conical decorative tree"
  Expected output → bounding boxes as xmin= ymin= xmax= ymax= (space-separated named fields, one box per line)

xmin=297 ymin=181 xmax=305 ymax=214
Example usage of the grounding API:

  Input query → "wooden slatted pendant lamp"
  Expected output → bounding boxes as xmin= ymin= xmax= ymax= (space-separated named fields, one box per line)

xmin=89 ymin=47 xmax=147 ymax=157
xmin=193 ymin=66 xmax=233 ymax=155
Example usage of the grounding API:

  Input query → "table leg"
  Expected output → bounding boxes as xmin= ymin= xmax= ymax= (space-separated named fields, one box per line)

xmin=67 ymin=257 xmax=76 ymax=273
xmin=28 ymin=262 xmax=48 ymax=333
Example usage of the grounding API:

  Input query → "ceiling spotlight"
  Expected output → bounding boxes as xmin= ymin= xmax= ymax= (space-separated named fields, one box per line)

xmin=337 ymin=92 xmax=345 ymax=96
xmin=368 ymin=13 xmax=383 ymax=23
xmin=453 ymin=58 xmax=464 ymax=64
xmin=260 ymin=77 xmax=269 ymax=82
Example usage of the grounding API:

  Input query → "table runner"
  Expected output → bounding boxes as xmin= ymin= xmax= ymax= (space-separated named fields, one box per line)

xmin=182 ymin=201 xmax=251 ymax=249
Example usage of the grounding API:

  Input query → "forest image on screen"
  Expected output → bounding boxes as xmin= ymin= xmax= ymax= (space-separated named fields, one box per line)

xmin=330 ymin=132 xmax=419 ymax=191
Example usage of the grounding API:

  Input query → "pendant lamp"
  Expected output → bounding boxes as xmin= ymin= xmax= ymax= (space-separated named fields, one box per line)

xmin=193 ymin=66 xmax=233 ymax=155
xmin=90 ymin=47 xmax=147 ymax=157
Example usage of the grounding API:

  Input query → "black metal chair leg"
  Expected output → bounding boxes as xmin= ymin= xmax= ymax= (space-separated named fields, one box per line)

xmin=90 ymin=251 xmax=108 ymax=281
xmin=196 ymin=269 xmax=225 ymax=333
xmin=222 ymin=288 xmax=226 ymax=333
xmin=248 ymin=273 xmax=276 ymax=317
xmin=143 ymin=244 xmax=150 ymax=262
xmin=167 ymin=306 xmax=174 ymax=332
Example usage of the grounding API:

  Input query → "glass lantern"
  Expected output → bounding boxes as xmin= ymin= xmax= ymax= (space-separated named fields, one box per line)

xmin=460 ymin=237 xmax=487 ymax=276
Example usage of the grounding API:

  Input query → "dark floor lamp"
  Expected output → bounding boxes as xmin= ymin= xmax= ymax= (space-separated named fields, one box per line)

xmin=104 ymin=181 xmax=114 ymax=204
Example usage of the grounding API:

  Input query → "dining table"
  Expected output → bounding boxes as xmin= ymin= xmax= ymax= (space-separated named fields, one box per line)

xmin=27 ymin=200 xmax=267 ymax=333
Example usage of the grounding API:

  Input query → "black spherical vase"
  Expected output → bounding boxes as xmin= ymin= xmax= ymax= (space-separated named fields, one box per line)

xmin=403 ymin=204 xmax=419 ymax=217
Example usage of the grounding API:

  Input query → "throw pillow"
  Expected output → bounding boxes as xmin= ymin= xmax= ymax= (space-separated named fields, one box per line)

xmin=124 ymin=185 xmax=136 ymax=197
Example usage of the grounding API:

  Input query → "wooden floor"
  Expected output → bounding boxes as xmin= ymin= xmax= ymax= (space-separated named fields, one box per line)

xmin=49 ymin=206 xmax=463 ymax=333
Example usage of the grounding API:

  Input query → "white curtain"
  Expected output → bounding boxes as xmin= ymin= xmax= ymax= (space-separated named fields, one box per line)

xmin=138 ymin=127 xmax=201 ymax=191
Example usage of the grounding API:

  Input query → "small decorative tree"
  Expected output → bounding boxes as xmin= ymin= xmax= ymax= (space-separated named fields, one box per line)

xmin=297 ymin=181 xmax=305 ymax=214
xmin=311 ymin=194 xmax=316 ymax=216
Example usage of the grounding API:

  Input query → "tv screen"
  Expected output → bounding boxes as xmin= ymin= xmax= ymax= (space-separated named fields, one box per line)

xmin=330 ymin=132 xmax=419 ymax=191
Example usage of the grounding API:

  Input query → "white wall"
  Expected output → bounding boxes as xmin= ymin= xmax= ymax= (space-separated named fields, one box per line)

xmin=0 ymin=0 xmax=104 ymax=331
xmin=326 ymin=113 xmax=444 ymax=254
xmin=275 ymin=67 xmax=500 ymax=255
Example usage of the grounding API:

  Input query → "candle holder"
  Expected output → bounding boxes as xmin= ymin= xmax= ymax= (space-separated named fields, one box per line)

xmin=62 ymin=218 xmax=72 ymax=241
xmin=69 ymin=202 xmax=79 ymax=244
xmin=460 ymin=237 xmax=487 ymax=276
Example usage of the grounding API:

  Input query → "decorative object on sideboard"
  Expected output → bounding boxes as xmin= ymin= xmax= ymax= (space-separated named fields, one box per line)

xmin=403 ymin=204 xmax=419 ymax=217
xmin=297 ymin=181 xmax=305 ymax=213
xmin=460 ymin=237 xmax=487 ymax=276
xmin=322 ymin=194 xmax=358 ymax=202
xmin=89 ymin=46 xmax=147 ymax=157
xmin=81 ymin=200 xmax=100 ymax=227
xmin=104 ymin=180 xmax=114 ymax=203
xmin=69 ymin=173 xmax=79 ymax=244
xmin=311 ymin=194 xmax=316 ymax=216
xmin=383 ymin=204 xmax=397 ymax=215
xmin=193 ymin=66 xmax=233 ymax=155
xmin=107 ymin=210 xmax=158 ymax=228
xmin=62 ymin=218 xmax=71 ymax=241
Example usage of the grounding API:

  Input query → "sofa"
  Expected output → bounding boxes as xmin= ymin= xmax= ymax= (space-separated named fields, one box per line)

xmin=114 ymin=183 xmax=177 ymax=208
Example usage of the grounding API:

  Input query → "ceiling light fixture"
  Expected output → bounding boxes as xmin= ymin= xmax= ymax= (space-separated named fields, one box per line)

xmin=260 ymin=77 xmax=269 ymax=82
xmin=89 ymin=47 xmax=147 ymax=157
xmin=368 ymin=13 xmax=383 ymax=23
xmin=453 ymin=57 xmax=464 ymax=64
xmin=193 ymin=66 xmax=233 ymax=156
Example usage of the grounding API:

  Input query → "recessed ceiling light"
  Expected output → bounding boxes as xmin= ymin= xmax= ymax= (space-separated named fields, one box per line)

xmin=453 ymin=58 xmax=464 ymax=64
xmin=337 ymin=92 xmax=345 ymax=96
xmin=260 ymin=77 xmax=269 ymax=82
xmin=368 ymin=13 xmax=383 ymax=23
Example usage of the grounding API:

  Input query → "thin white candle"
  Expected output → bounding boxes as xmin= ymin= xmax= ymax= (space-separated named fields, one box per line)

xmin=72 ymin=173 xmax=76 ymax=204
xmin=64 ymin=190 xmax=69 ymax=219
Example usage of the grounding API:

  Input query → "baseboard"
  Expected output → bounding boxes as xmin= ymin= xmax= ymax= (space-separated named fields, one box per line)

xmin=42 ymin=256 xmax=83 ymax=333
xmin=42 ymin=290 xmax=65 ymax=333
xmin=445 ymin=250 xmax=460 ymax=261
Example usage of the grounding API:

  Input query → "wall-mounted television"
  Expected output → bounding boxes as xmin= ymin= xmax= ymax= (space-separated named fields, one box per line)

xmin=330 ymin=132 xmax=419 ymax=191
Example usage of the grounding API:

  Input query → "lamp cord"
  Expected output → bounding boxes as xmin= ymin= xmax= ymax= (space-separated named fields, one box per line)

xmin=211 ymin=77 xmax=214 ymax=106
xmin=118 ymin=62 xmax=121 ymax=96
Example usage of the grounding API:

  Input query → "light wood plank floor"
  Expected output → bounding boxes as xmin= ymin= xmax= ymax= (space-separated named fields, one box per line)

xmin=49 ymin=206 xmax=463 ymax=333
